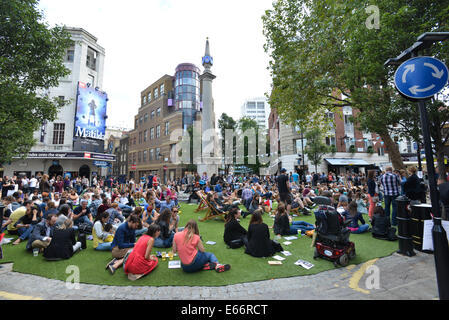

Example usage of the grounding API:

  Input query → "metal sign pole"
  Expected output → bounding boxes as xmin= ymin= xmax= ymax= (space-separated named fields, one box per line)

xmin=417 ymin=98 xmax=449 ymax=299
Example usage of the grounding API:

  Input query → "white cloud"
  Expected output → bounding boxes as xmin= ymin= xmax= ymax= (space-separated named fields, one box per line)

xmin=38 ymin=0 xmax=274 ymax=128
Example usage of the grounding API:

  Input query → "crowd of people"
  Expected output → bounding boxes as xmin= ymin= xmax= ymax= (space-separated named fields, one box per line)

xmin=1 ymin=164 xmax=448 ymax=281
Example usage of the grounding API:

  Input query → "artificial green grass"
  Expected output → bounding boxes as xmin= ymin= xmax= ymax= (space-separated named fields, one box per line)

xmin=0 ymin=203 xmax=398 ymax=286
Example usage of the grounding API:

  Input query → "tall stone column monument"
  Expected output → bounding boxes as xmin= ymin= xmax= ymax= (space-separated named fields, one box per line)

xmin=197 ymin=38 xmax=219 ymax=177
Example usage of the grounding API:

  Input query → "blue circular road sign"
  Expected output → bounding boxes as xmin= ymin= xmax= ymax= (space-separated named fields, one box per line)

xmin=394 ymin=56 xmax=449 ymax=99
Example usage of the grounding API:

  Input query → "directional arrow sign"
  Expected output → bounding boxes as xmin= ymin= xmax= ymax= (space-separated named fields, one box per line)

xmin=394 ymin=56 xmax=449 ymax=100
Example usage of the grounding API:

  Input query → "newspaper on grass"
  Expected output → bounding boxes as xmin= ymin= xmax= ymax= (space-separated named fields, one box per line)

xmin=168 ymin=260 xmax=181 ymax=269
xmin=283 ymin=241 xmax=292 ymax=246
xmin=205 ymin=241 xmax=216 ymax=245
xmin=284 ymin=236 xmax=298 ymax=241
xmin=281 ymin=251 xmax=292 ymax=256
xmin=294 ymin=259 xmax=314 ymax=270
xmin=272 ymin=255 xmax=285 ymax=261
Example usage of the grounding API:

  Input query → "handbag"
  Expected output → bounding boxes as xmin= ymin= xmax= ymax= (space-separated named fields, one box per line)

xmin=77 ymin=223 xmax=92 ymax=234
xmin=227 ymin=238 xmax=244 ymax=249
xmin=78 ymin=233 xmax=87 ymax=249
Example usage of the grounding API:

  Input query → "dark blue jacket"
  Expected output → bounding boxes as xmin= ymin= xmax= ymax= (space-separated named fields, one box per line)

xmin=111 ymin=222 xmax=135 ymax=249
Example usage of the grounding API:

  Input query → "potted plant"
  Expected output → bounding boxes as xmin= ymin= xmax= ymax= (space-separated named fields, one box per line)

xmin=367 ymin=145 xmax=374 ymax=154
xmin=330 ymin=145 xmax=337 ymax=154
xmin=349 ymin=145 xmax=356 ymax=153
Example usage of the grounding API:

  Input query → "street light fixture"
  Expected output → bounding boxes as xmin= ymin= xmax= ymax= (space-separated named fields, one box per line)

xmin=385 ymin=32 xmax=449 ymax=300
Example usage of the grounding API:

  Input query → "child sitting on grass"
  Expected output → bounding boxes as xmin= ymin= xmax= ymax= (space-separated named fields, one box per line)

xmin=347 ymin=201 xmax=370 ymax=234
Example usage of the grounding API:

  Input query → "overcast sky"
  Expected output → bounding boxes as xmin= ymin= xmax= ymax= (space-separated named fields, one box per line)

xmin=38 ymin=0 xmax=274 ymax=129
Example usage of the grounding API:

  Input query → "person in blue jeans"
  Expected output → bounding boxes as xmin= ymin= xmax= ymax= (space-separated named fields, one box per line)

xmin=72 ymin=199 xmax=94 ymax=227
xmin=12 ymin=204 xmax=41 ymax=245
xmin=173 ymin=219 xmax=230 ymax=273
xmin=153 ymin=209 xmax=175 ymax=248
xmin=381 ymin=167 xmax=401 ymax=226
xmin=273 ymin=204 xmax=315 ymax=236
xmin=347 ymin=201 xmax=370 ymax=234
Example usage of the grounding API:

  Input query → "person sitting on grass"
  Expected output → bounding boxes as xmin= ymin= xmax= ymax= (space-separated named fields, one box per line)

xmin=26 ymin=214 xmax=57 ymax=252
xmin=371 ymin=206 xmax=398 ymax=241
xmin=123 ymin=224 xmax=160 ymax=281
xmin=105 ymin=203 xmax=125 ymax=229
xmin=291 ymin=192 xmax=312 ymax=216
xmin=43 ymin=219 xmax=81 ymax=260
xmin=241 ymin=194 xmax=261 ymax=218
xmin=153 ymin=209 xmax=175 ymax=248
xmin=106 ymin=215 xmax=141 ymax=274
xmin=93 ymin=211 xmax=115 ymax=251
xmin=273 ymin=203 xmax=315 ymax=237
xmin=347 ymin=201 xmax=370 ymax=234
xmin=245 ymin=209 xmax=282 ymax=258
xmin=173 ymin=219 xmax=231 ymax=273
xmin=12 ymin=203 xmax=41 ymax=245
xmin=223 ymin=207 xmax=248 ymax=249
xmin=72 ymin=199 xmax=93 ymax=228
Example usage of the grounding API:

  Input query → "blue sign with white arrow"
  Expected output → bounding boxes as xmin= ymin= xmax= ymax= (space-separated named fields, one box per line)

xmin=394 ymin=56 xmax=448 ymax=99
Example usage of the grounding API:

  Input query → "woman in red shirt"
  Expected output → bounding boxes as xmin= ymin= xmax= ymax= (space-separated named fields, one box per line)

xmin=173 ymin=220 xmax=230 ymax=273
xmin=123 ymin=224 xmax=160 ymax=281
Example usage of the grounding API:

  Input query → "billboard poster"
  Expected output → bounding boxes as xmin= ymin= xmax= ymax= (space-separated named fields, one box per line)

xmin=74 ymin=81 xmax=108 ymax=140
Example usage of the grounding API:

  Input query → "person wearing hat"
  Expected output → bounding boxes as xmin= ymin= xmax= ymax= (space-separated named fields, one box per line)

xmin=276 ymin=168 xmax=293 ymax=214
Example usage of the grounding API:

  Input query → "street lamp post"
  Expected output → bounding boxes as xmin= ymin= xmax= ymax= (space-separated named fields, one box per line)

xmin=385 ymin=32 xmax=449 ymax=300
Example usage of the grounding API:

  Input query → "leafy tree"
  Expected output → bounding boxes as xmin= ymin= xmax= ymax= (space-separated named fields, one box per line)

xmin=217 ymin=113 xmax=237 ymax=174
xmin=0 ymin=0 xmax=72 ymax=164
xmin=262 ymin=0 xmax=449 ymax=170
xmin=304 ymin=128 xmax=329 ymax=172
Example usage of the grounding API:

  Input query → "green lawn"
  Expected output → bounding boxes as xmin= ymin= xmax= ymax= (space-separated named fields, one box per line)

xmin=0 ymin=203 xmax=398 ymax=286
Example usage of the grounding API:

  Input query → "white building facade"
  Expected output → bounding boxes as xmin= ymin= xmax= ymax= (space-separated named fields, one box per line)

xmin=3 ymin=27 xmax=115 ymax=180
xmin=240 ymin=97 xmax=270 ymax=129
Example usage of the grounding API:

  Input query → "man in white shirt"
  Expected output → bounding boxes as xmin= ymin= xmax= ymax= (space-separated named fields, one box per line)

xmin=29 ymin=176 xmax=38 ymax=194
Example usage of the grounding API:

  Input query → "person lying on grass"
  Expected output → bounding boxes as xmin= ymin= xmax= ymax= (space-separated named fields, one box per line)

xmin=173 ymin=219 xmax=231 ymax=273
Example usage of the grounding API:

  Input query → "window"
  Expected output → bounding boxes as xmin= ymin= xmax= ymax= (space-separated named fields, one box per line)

xmin=144 ymin=129 xmax=148 ymax=142
xmin=144 ymin=113 xmax=148 ymax=122
xmin=139 ymin=117 xmax=143 ymax=124
xmin=156 ymin=125 xmax=160 ymax=138
xmin=143 ymin=150 xmax=147 ymax=162
xmin=150 ymin=149 xmax=154 ymax=161
xmin=58 ymin=96 xmax=65 ymax=107
xmin=151 ymin=110 xmax=155 ymax=119
xmin=156 ymin=148 xmax=161 ymax=160
xmin=160 ymin=83 xmax=165 ymax=95
xmin=138 ymin=151 xmax=141 ymax=163
xmin=165 ymin=122 xmax=169 ymax=135
xmin=378 ymin=147 xmax=385 ymax=156
xmin=325 ymin=136 xmax=336 ymax=146
xmin=247 ymin=102 xmax=256 ymax=109
xmin=148 ymin=92 xmax=152 ymax=103
xmin=135 ymin=119 xmax=138 ymax=129
xmin=88 ymin=74 xmax=95 ymax=88
xmin=257 ymin=102 xmax=265 ymax=109
xmin=139 ymin=132 xmax=142 ymax=144
xmin=52 ymin=123 xmax=65 ymax=145
xmin=66 ymin=47 xmax=75 ymax=62
xmin=157 ymin=108 xmax=161 ymax=117
xmin=86 ymin=47 xmax=97 ymax=70
xmin=154 ymin=88 xmax=158 ymax=99
xmin=150 ymin=128 xmax=154 ymax=140
xmin=143 ymin=96 xmax=147 ymax=105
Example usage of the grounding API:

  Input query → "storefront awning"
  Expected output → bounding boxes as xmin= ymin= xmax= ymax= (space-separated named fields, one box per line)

xmin=325 ymin=158 xmax=370 ymax=166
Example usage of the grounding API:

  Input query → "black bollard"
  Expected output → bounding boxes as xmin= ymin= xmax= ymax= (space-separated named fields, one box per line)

xmin=411 ymin=204 xmax=432 ymax=253
xmin=396 ymin=196 xmax=415 ymax=257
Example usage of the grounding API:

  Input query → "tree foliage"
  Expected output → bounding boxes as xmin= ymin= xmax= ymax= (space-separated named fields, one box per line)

xmin=262 ymin=0 xmax=449 ymax=170
xmin=304 ymin=127 xmax=329 ymax=172
xmin=0 ymin=0 xmax=72 ymax=164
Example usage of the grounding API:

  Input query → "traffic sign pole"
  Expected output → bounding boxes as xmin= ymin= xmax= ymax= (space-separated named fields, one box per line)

xmin=418 ymin=99 xmax=449 ymax=300
xmin=394 ymin=54 xmax=449 ymax=300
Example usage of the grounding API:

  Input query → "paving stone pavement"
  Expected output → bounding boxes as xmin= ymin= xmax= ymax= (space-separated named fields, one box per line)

xmin=0 ymin=251 xmax=439 ymax=300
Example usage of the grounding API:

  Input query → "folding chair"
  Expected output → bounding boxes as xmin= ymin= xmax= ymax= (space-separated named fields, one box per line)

xmin=194 ymin=191 xmax=208 ymax=213
xmin=199 ymin=198 xmax=227 ymax=222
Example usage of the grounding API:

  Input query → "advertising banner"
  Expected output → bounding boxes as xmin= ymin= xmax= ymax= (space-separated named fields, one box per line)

xmin=74 ymin=81 xmax=108 ymax=140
